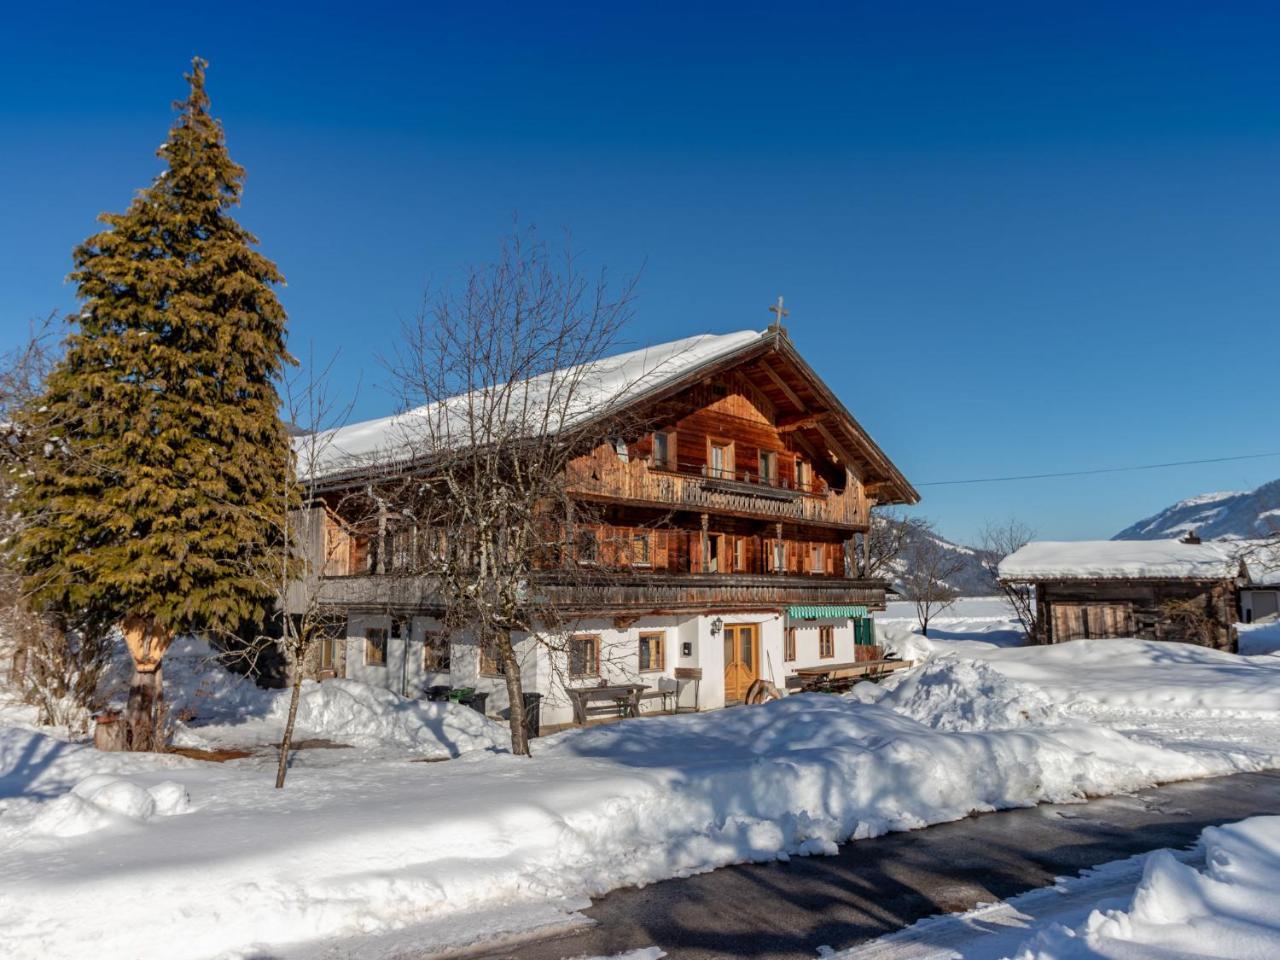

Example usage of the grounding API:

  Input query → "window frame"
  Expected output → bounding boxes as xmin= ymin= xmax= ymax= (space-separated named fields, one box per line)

xmin=479 ymin=638 xmax=506 ymax=677
xmin=818 ymin=625 xmax=835 ymax=659
xmin=810 ymin=543 xmax=824 ymax=574
xmin=363 ymin=627 xmax=388 ymax=667
xmin=707 ymin=438 xmax=734 ymax=480
xmin=422 ymin=630 xmax=450 ymax=673
xmin=570 ymin=634 xmax=601 ymax=678
xmin=318 ymin=636 xmax=338 ymax=670
xmin=652 ymin=430 xmax=677 ymax=471
xmin=632 ymin=530 xmax=652 ymax=567
xmin=638 ymin=632 xmax=666 ymax=673
xmin=784 ymin=627 xmax=796 ymax=662
xmin=796 ymin=459 xmax=812 ymax=492
xmin=758 ymin=449 xmax=778 ymax=485
xmin=733 ymin=536 xmax=747 ymax=572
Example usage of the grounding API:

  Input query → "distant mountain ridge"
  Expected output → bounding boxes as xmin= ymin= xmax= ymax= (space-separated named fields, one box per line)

xmin=1113 ymin=478 xmax=1280 ymax=541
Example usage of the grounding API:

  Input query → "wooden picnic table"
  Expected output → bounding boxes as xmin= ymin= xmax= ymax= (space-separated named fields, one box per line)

xmin=790 ymin=658 xmax=913 ymax=690
xmin=567 ymin=683 xmax=649 ymax=725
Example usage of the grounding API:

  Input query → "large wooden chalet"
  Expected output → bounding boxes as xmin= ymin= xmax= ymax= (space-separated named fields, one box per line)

xmin=292 ymin=327 xmax=917 ymax=729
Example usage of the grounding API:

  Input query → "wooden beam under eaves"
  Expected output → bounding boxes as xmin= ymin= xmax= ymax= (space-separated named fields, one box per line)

xmin=759 ymin=359 xmax=808 ymax=413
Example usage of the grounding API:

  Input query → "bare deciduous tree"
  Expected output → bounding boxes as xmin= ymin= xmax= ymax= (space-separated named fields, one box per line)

xmin=856 ymin=506 xmax=928 ymax=580
xmin=899 ymin=520 xmax=966 ymax=636
xmin=980 ymin=517 xmax=1038 ymax=640
xmin=384 ymin=231 xmax=641 ymax=756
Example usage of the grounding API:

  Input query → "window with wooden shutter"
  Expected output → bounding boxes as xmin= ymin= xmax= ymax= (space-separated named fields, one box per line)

xmin=638 ymin=632 xmax=665 ymax=672
xmin=652 ymin=530 xmax=669 ymax=570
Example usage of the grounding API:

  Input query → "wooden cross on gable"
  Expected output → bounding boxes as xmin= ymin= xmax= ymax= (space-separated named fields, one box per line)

xmin=768 ymin=295 xmax=789 ymax=335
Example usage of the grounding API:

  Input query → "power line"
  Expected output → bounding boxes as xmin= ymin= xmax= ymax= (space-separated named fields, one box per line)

xmin=918 ymin=451 xmax=1280 ymax=487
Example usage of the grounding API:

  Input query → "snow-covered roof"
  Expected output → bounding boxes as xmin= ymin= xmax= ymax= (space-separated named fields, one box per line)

xmin=1241 ymin=543 xmax=1280 ymax=587
xmin=998 ymin=539 xmax=1244 ymax=582
xmin=297 ymin=329 xmax=766 ymax=481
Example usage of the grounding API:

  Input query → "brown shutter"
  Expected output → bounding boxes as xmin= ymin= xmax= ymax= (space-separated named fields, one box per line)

xmin=653 ymin=530 xmax=669 ymax=570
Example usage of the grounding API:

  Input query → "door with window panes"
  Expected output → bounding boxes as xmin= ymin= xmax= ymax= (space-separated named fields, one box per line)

xmin=722 ymin=623 xmax=759 ymax=701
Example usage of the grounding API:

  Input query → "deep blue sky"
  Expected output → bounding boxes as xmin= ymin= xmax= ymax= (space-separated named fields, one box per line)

xmin=3 ymin=2 xmax=1279 ymax=544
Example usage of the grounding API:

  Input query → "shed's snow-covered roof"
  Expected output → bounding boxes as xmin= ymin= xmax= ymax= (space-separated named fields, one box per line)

xmin=998 ymin=539 xmax=1243 ymax=582
xmin=297 ymin=329 xmax=765 ymax=481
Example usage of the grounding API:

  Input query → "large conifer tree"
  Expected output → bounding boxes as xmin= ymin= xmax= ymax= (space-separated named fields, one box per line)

xmin=14 ymin=59 xmax=293 ymax=749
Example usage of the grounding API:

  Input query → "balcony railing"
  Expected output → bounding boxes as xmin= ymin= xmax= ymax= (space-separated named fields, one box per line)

xmin=315 ymin=570 xmax=888 ymax=614
xmin=565 ymin=446 xmax=868 ymax=528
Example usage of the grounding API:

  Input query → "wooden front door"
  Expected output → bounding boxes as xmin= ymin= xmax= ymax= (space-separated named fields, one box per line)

xmin=723 ymin=623 xmax=759 ymax=702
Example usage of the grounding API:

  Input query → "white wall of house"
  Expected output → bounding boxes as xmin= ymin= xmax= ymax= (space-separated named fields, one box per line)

xmin=1242 ymin=588 xmax=1279 ymax=624
xmin=779 ymin=617 xmax=858 ymax=680
xmin=337 ymin=609 xmax=871 ymax=730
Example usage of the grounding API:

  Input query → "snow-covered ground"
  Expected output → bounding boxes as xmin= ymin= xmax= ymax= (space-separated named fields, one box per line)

xmin=836 ymin=815 xmax=1280 ymax=960
xmin=1 ymin=601 xmax=1279 ymax=960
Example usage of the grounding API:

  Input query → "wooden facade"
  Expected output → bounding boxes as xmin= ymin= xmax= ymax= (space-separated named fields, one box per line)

xmin=299 ymin=328 xmax=917 ymax=722
xmin=1032 ymin=579 xmax=1238 ymax=651
xmin=309 ymin=327 xmax=916 ymax=618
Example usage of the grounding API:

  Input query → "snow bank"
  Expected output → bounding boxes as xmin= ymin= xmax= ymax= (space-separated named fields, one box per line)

xmin=28 ymin=775 xmax=190 ymax=838
xmin=0 ymin=726 xmax=187 ymax=801
xmin=2 ymin=694 xmax=1255 ymax=960
xmin=872 ymin=659 xmax=1066 ymax=732
xmin=270 ymin=679 xmax=510 ymax=756
xmin=1013 ymin=815 xmax=1280 ymax=959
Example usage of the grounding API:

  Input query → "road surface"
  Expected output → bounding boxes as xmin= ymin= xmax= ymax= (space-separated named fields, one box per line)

xmin=458 ymin=769 xmax=1280 ymax=960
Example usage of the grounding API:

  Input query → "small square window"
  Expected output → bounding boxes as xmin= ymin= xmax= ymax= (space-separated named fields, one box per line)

xmin=364 ymin=628 xmax=387 ymax=667
xmin=638 ymin=632 xmax=665 ymax=672
xmin=480 ymin=638 xmax=506 ymax=677
xmin=570 ymin=635 xmax=600 ymax=677
xmin=423 ymin=631 xmax=450 ymax=672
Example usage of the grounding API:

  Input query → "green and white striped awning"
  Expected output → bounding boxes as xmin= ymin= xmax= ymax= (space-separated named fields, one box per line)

xmin=786 ymin=605 xmax=868 ymax=620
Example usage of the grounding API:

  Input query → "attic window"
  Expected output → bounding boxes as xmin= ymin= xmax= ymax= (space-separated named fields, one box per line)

xmin=710 ymin=383 xmax=728 ymax=397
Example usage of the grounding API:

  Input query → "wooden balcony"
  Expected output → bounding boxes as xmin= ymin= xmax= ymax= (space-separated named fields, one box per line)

xmin=565 ymin=446 xmax=869 ymax=529
xmin=316 ymin=570 xmax=888 ymax=615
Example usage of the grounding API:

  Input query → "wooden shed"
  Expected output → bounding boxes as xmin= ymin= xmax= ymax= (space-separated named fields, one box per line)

xmin=998 ymin=539 xmax=1245 ymax=651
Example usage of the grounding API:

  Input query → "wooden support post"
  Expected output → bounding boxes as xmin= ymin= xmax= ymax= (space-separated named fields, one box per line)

xmin=376 ymin=499 xmax=387 ymax=575
xmin=700 ymin=513 xmax=709 ymax=570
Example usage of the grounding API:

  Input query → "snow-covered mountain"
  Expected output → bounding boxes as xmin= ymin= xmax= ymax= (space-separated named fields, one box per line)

xmin=1113 ymin=478 xmax=1280 ymax=541
xmin=882 ymin=523 xmax=1001 ymax=596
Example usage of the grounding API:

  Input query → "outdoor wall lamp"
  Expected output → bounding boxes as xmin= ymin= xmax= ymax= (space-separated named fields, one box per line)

xmin=710 ymin=617 xmax=724 ymax=636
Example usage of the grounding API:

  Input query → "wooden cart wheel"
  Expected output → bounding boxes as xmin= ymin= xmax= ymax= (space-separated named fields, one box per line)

xmin=744 ymin=679 xmax=781 ymax=705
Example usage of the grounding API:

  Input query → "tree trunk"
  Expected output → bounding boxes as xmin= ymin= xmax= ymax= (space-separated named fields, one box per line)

xmin=124 ymin=665 xmax=165 ymax=752
xmin=498 ymin=633 xmax=529 ymax=757
xmin=276 ymin=656 xmax=305 ymax=788
xmin=118 ymin=615 xmax=174 ymax=752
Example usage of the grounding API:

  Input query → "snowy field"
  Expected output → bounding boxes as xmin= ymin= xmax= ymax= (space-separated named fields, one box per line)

xmin=2 ymin=602 xmax=1280 ymax=960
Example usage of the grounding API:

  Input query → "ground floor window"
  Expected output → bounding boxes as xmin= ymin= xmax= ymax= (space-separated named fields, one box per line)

xmin=318 ymin=636 xmax=339 ymax=670
xmin=423 ymin=631 xmax=450 ymax=672
xmin=784 ymin=627 xmax=796 ymax=662
xmin=818 ymin=625 xmax=834 ymax=659
xmin=364 ymin=628 xmax=387 ymax=667
xmin=638 ymin=632 xmax=665 ymax=672
xmin=480 ymin=637 xmax=506 ymax=677
xmin=570 ymin=634 xmax=600 ymax=677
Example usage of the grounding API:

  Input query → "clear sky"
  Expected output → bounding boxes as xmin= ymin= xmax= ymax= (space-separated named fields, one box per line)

xmin=3 ymin=2 xmax=1278 ymax=545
